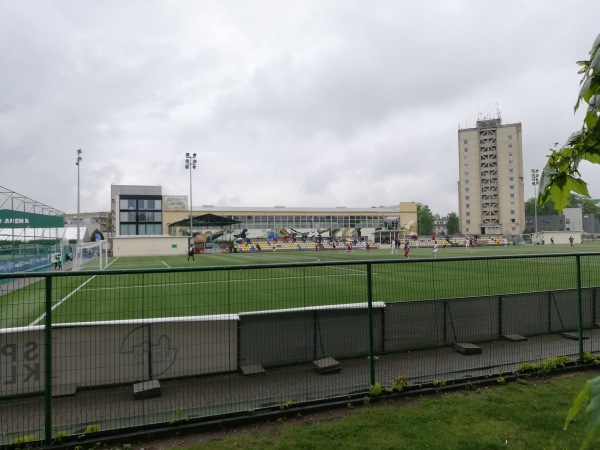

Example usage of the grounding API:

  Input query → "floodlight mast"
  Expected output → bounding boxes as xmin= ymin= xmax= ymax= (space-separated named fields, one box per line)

xmin=531 ymin=168 xmax=540 ymax=239
xmin=76 ymin=149 xmax=82 ymax=243
xmin=185 ymin=152 xmax=197 ymax=246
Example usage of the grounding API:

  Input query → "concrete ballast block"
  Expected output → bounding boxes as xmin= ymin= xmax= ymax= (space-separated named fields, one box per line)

xmin=502 ymin=334 xmax=528 ymax=342
xmin=240 ymin=364 xmax=266 ymax=375
xmin=561 ymin=332 xmax=588 ymax=341
xmin=313 ymin=357 xmax=341 ymax=374
xmin=453 ymin=343 xmax=482 ymax=355
xmin=133 ymin=379 xmax=161 ymax=399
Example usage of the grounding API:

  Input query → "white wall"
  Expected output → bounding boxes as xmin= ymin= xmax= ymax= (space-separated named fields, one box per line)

xmin=0 ymin=317 xmax=239 ymax=397
xmin=536 ymin=231 xmax=581 ymax=245
xmin=112 ymin=236 xmax=188 ymax=257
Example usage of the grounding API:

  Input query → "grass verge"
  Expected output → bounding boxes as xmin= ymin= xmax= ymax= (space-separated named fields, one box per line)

xmin=174 ymin=371 xmax=596 ymax=450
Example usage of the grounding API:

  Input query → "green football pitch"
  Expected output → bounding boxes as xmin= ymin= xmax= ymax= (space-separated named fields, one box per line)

xmin=1 ymin=243 xmax=600 ymax=329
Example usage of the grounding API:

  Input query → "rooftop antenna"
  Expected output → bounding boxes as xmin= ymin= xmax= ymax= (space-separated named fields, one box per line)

xmin=496 ymin=101 xmax=502 ymax=123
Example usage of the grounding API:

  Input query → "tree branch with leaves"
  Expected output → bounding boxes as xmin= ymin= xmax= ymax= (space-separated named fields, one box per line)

xmin=540 ymin=34 xmax=600 ymax=449
xmin=540 ymin=34 xmax=600 ymax=213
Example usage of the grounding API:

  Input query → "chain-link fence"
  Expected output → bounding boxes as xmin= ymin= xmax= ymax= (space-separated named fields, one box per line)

xmin=1 ymin=253 xmax=599 ymax=446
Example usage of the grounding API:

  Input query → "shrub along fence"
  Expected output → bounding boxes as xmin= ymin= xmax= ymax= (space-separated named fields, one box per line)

xmin=1 ymin=253 xmax=599 ymax=446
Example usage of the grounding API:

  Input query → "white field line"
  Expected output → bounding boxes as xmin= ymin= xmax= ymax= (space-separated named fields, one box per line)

xmin=30 ymin=276 xmax=97 ymax=326
xmin=107 ymin=257 xmax=119 ymax=267
xmin=220 ymin=253 xmax=321 ymax=264
xmin=161 ymin=261 xmax=171 ymax=268
xmin=79 ymin=271 xmax=367 ymax=292
xmin=212 ymin=252 xmax=373 ymax=268
xmin=29 ymin=257 xmax=120 ymax=326
xmin=328 ymin=265 xmax=377 ymax=274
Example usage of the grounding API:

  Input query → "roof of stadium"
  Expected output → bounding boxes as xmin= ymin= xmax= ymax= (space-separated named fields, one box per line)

xmin=193 ymin=205 xmax=402 ymax=213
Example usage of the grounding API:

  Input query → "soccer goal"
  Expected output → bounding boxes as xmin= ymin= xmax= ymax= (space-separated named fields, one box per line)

xmin=73 ymin=240 xmax=108 ymax=271
xmin=519 ymin=234 xmax=534 ymax=245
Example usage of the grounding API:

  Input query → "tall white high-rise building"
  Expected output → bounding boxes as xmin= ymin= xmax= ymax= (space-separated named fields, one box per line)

xmin=457 ymin=117 xmax=525 ymax=236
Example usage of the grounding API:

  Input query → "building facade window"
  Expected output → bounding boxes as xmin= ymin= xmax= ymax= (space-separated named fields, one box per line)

xmin=119 ymin=195 xmax=163 ymax=236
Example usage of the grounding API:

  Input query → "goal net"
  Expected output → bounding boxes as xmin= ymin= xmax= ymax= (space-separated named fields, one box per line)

xmin=73 ymin=240 xmax=108 ymax=271
xmin=520 ymin=234 xmax=534 ymax=245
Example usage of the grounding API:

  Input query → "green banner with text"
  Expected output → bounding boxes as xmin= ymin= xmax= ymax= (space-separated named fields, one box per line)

xmin=0 ymin=209 xmax=64 ymax=228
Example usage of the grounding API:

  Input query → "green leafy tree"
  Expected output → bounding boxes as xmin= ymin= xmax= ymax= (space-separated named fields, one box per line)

xmin=541 ymin=34 xmax=600 ymax=212
xmin=446 ymin=212 xmax=460 ymax=235
xmin=525 ymin=197 xmax=558 ymax=216
xmin=417 ymin=203 xmax=435 ymax=235
xmin=526 ymin=193 xmax=600 ymax=218
xmin=569 ymin=193 xmax=600 ymax=219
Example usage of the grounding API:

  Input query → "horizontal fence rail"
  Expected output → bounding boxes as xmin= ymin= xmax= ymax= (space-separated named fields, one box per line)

xmin=1 ymin=253 xmax=600 ymax=446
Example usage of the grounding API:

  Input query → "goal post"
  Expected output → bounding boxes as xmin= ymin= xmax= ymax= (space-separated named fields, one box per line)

xmin=73 ymin=240 xmax=108 ymax=271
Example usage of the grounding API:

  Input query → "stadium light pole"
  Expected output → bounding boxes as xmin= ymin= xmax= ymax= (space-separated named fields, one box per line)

xmin=76 ymin=149 xmax=82 ymax=243
xmin=185 ymin=153 xmax=197 ymax=245
xmin=531 ymin=168 xmax=539 ymax=238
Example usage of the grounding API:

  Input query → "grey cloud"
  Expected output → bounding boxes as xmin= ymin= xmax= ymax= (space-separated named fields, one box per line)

xmin=1 ymin=0 xmax=599 ymax=217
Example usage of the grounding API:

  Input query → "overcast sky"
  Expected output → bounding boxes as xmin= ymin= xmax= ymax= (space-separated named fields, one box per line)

xmin=1 ymin=1 xmax=599 ymax=217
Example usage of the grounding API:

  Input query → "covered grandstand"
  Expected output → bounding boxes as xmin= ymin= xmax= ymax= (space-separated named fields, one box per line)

xmin=167 ymin=213 xmax=241 ymax=252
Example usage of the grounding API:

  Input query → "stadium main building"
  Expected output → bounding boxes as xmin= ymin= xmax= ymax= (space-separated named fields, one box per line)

xmin=111 ymin=185 xmax=418 ymax=250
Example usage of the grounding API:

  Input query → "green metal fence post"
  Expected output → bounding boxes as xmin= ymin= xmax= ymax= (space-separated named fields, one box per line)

xmin=44 ymin=275 xmax=53 ymax=444
xmin=576 ymin=255 xmax=584 ymax=363
xmin=367 ymin=263 xmax=375 ymax=386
